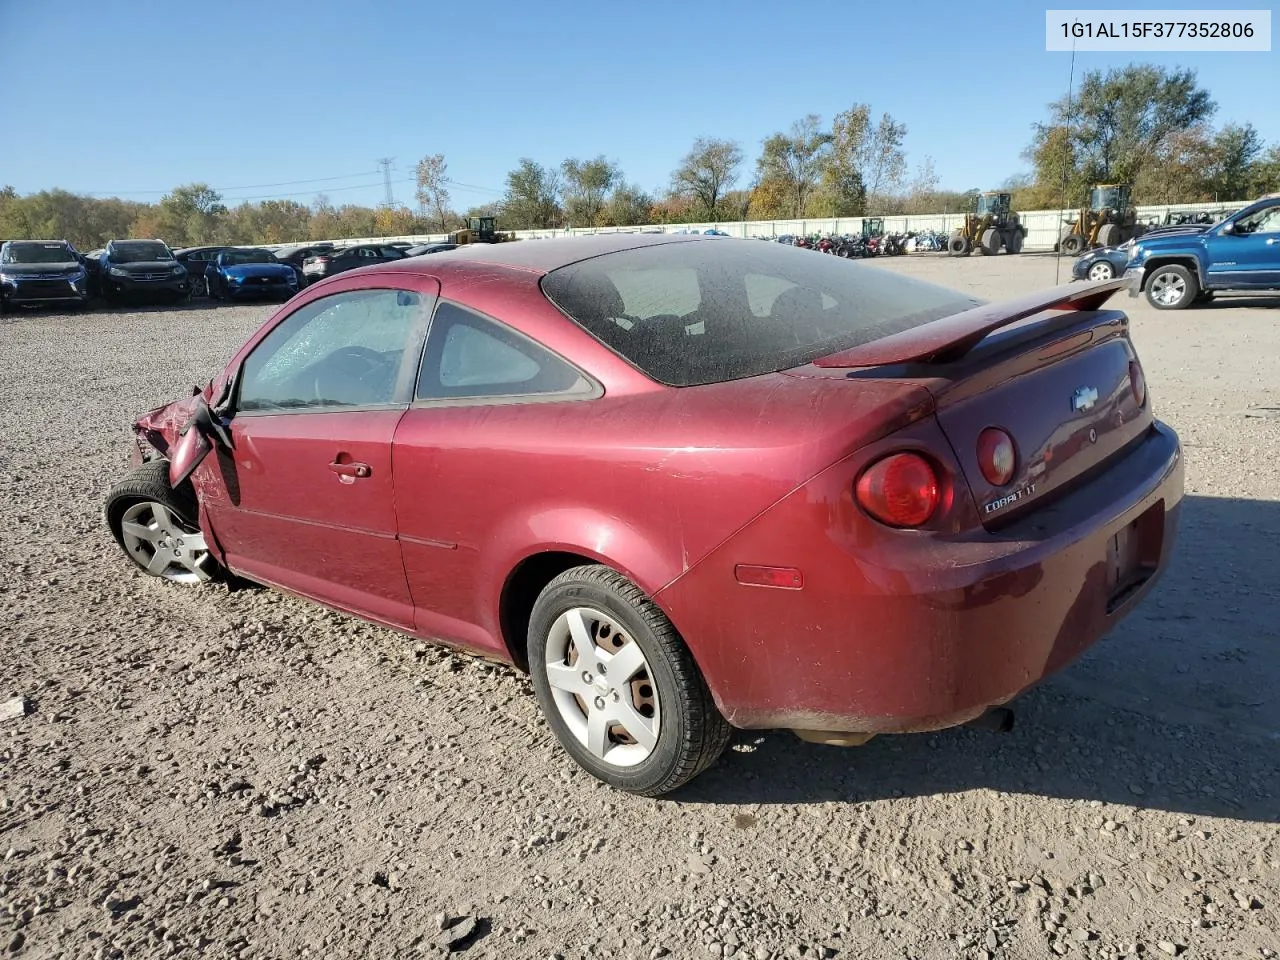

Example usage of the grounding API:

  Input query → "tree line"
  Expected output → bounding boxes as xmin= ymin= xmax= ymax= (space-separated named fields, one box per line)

xmin=3 ymin=64 xmax=1277 ymax=250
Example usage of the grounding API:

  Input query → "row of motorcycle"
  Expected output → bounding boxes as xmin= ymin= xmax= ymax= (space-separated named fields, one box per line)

xmin=768 ymin=230 xmax=950 ymax=258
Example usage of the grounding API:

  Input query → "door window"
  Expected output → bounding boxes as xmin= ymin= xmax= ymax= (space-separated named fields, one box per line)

xmin=415 ymin=301 xmax=595 ymax=401
xmin=238 ymin=288 xmax=430 ymax=411
xmin=1235 ymin=205 xmax=1280 ymax=235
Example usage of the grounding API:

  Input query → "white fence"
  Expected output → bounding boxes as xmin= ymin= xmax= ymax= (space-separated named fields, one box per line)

xmin=286 ymin=199 xmax=1246 ymax=253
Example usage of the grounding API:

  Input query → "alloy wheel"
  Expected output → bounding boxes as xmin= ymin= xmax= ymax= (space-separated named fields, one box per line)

xmin=1088 ymin=262 xmax=1115 ymax=280
xmin=543 ymin=607 xmax=660 ymax=768
xmin=118 ymin=501 xmax=213 ymax=584
xmin=1150 ymin=271 xmax=1186 ymax=306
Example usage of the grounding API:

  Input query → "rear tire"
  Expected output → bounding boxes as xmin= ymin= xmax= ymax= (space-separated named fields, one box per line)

xmin=528 ymin=565 xmax=731 ymax=796
xmin=1061 ymin=234 xmax=1086 ymax=256
xmin=948 ymin=235 xmax=970 ymax=256
xmin=1006 ymin=230 xmax=1024 ymax=254
xmin=1145 ymin=264 xmax=1198 ymax=310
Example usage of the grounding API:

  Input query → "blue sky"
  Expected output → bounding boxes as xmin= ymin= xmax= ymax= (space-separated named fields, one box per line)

xmin=2 ymin=0 xmax=1276 ymax=209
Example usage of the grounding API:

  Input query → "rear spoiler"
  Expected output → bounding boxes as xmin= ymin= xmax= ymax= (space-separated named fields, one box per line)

xmin=813 ymin=277 xmax=1130 ymax=368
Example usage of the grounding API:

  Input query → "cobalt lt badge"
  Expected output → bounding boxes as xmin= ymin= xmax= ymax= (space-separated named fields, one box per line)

xmin=1072 ymin=386 xmax=1099 ymax=412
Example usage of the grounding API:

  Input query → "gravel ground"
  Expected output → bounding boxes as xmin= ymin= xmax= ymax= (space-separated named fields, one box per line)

xmin=2 ymin=258 xmax=1278 ymax=960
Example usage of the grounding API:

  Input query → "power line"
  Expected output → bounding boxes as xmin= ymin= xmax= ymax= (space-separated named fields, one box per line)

xmin=88 ymin=170 xmax=380 ymax=198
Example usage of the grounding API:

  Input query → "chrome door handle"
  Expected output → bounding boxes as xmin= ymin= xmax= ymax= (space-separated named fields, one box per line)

xmin=329 ymin=461 xmax=371 ymax=479
xmin=1267 ymin=238 xmax=1278 ymax=245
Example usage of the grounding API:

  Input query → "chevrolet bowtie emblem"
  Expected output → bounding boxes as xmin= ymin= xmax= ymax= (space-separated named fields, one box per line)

xmin=1072 ymin=386 xmax=1099 ymax=412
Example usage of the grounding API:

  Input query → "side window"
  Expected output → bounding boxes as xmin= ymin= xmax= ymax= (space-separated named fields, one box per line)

xmin=238 ymin=288 xmax=429 ymax=412
xmin=416 ymin=301 xmax=594 ymax=402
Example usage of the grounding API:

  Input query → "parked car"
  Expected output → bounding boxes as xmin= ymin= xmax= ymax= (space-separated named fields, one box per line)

xmin=174 ymin=246 xmax=230 ymax=297
xmin=1071 ymin=245 xmax=1130 ymax=281
xmin=301 ymin=243 xmax=405 ymax=283
xmin=0 ymin=239 xmax=93 ymax=311
xmin=1072 ymin=223 xmax=1212 ymax=281
xmin=1126 ymin=193 xmax=1280 ymax=309
xmin=404 ymin=242 xmax=458 ymax=257
xmin=104 ymin=235 xmax=1182 ymax=796
xmin=206 ymin=247 xmax=299 ymax=302
xmin=273 ymin=244 xmax=334 ymax=287
xmin=99 ymin=239 xmax=189 ymax=303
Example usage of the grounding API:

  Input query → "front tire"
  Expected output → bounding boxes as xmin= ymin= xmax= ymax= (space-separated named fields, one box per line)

xmin=1087 ymin=260 xmax=1116 ymax=281
xmin=105 ymin=461 xmax=220 ymax=584
xmin=1061 ymin=233 xmax=1086 ymax=256
xmin=1145 ymin=264 xmax=1198 ymax=310
xmin=528 ymin=565 xmax=730 ymax=796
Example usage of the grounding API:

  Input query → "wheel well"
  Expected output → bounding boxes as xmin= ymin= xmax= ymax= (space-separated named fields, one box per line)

xmin=499 ymin=551 xmax=598 ymax=671
xmin=1139 ymin=256 xmax=1200 ymax=290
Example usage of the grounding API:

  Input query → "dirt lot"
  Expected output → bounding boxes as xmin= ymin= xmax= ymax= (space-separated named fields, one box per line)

xmin=2 ymin=254 xmax=1278 ymax=960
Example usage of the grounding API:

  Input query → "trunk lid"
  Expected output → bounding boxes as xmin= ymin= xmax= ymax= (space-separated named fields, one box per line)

xmin=801 ymin=279 xmax=1151 ymax=527
xmin=932 ymin=320 xmax=1149 ymax=526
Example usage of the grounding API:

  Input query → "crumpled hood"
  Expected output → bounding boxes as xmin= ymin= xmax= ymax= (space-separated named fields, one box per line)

xmin=135 ymin=393 xmax=203 ymax=453
xmin=222 ymin=262 xmax=293 ymax=280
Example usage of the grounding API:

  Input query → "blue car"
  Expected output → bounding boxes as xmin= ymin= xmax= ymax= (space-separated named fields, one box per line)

xmin=1071 ymin=244 xmax=1131 ymax=281
xmin=207 ymin=248 xmax=299 ymax=302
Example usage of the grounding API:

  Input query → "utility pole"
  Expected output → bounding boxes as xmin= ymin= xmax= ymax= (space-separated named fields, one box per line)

xmin=377 ymin=158 xmax=395 ymax=208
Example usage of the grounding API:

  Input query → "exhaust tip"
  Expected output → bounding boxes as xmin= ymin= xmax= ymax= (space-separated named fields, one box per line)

xmin=966 ymin=707 xmax=1015 ymax=733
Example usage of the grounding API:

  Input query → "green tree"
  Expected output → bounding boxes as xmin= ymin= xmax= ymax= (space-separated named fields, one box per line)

xmin=818 ymin=104 xmax=904 ymax=215
xmin=1206 ymin=123 xmax=1264 ymax=200
xmin=502 ymin=159 xmax=562 ymax=229
xmin=155 ymin=183 xmax=227 ymax=246
xmin=755 ymin=115 xmax=832 ymax=218
xmin=670 ymin=137 xmax=743 ymax=220
xmin=561 ymin=156 xmax=620 ymax=227
xmin=414 ymin=154 xmax=453 ymax=232
xmin=1250 ymin=145 xmax=1280 ymax=195
xmin=599 ymin=183 xmax=653 ymax=226
xmin=1028 ymin=64 xmax=1216 ymax=194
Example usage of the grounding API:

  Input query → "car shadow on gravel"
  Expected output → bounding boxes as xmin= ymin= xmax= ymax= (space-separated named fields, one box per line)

xmin=678 ymin=495 xmax=1280 ymax=823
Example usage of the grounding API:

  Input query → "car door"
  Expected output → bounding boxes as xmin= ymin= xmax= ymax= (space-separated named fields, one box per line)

xmin=1208 ymin=203 xmax=1280 ymax=288
xmin=200 ymin=280 xmax=439 ymax=629
xmin=391 ymin=300 xmax=601 ymax=654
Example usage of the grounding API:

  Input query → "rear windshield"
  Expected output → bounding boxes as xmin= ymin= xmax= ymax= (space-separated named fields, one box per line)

xmin=540 ymin=239 xmax=979 ymax=386
xmin=223 ymin=249 xmax=277 ymax=266
xmin=111 ymin=241 xmax=172 ymax=263
xmin=3 ymin=242 xmax=74 ymax=264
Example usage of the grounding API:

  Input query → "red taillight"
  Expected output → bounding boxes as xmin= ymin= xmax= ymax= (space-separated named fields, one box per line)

xmin=1129 ymin=360 xmax=1146 ymax=407
xmin=855 ymin=453 xmax=939 ymax=528
xmin=976 ymin=427 xmax=1016 ymax=486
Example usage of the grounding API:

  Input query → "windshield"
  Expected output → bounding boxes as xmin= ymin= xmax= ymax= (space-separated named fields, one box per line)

xmin=977 ymin=195 xmax=1003 ymax=215
xmin=1091 ymin=187 xmax=1123 ymax=210
xmin=223 ymin=249 xmax=277 ymax=266
xmin=2 ymin=242 xmax=75 ymax=264
xmin=541 ymin=240 xmax=978 ymax=387
xmin=111 ymin=241 xmax=172 ymax=263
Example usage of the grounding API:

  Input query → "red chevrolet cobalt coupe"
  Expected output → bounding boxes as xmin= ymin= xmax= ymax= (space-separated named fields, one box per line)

xmin=105 ymin=235 xmax=1182 ymax=795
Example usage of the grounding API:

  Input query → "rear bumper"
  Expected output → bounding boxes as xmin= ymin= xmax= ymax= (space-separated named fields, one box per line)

xmin=657 ymin=421 xmax=1183 ymax=733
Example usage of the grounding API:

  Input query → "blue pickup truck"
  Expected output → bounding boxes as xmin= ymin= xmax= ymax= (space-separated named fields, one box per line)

xmin=1126 ymin=193 xmax=1280 ymax=309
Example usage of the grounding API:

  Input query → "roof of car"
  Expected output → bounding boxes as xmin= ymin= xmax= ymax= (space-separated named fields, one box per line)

xmin=394 ymin=233 xmax=703 ymax=274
